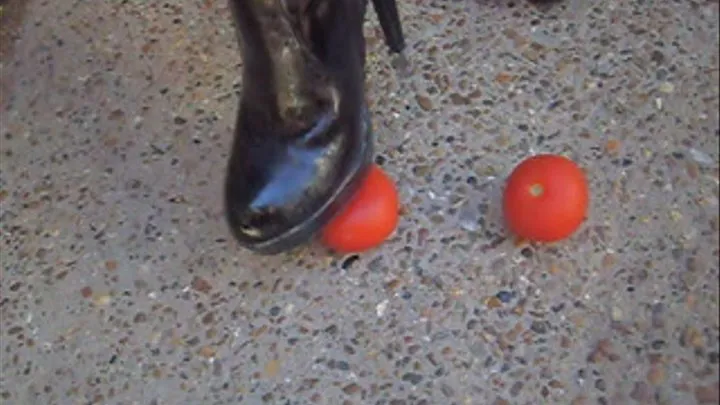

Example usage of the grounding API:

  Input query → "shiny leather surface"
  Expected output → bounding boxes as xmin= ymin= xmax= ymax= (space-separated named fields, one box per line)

xmin=225 ymin=106 xmax=372 ymax=249
xmin=225 ymin=0 xmax=371 ymax=253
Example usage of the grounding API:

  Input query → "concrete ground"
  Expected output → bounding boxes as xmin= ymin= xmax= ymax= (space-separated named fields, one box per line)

xmin=1 ymin=0 xmax=718 ymax=404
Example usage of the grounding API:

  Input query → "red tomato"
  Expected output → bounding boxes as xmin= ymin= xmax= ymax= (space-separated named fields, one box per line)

xmin=321 ymin=164 xmax=399 ymax=253
xmin=503 ymin=154 xmax=589 ymax=242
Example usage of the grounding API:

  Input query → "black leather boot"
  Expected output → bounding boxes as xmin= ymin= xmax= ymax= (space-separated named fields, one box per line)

xmin=225 ymin=0 xmax=405 ymax=255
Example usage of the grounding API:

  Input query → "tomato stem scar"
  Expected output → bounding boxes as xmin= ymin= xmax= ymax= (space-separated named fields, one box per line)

xmin=529 ymin=183 xmax=544 ymax=197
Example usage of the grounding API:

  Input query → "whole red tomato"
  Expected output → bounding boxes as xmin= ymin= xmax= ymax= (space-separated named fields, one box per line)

xmin=321 ymin=164 xmax=399 ymax=253
xmin=503 ymin=154 xmax=589 ymax=242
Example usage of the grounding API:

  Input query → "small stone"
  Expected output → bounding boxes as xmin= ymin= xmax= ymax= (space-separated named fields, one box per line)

xmin=630 ymin=381 xmax=653 ymax=403
xmin=191 ymin=276 xmax=213 ymax=294
xmin=681 ymin=326 xmax=704 ymax=348
xmin=549 ymin=262 xmax=562 ymax=275
xmin=512 ymin=303 xmax=525 ymax=316
xmin=495 ymin=134 xmax=511 ymax=147
xmin=689 ymin=148 xmax=714 ymax=166
xmin=201 ymin=312 xmax=215 ymax=325
xmin=655 ymin=97 xmax=663 ymax=110
xmin=198 ymin=346 xmax=216 ymax=358
xmin=416 ymin=95 xmax=433 ymax=111
xmin=647 ymin=364 xmax=666 ymax=385
xmin=602 ymin=253 xmax=617 ymax=269
xmin=385 ymin=279 xmax=402 ymax=291
xmin=342 ymin=383 xmax=361 ymax=395
xmin=669 ymin=210 xmax=682 ymax=222
xmin=93 ymin=293 xmax=111 ymax=306
xmin=548 ymin=380 xmax=564 ymax=389
xmin=495 ymin=72 xmax=514 ymax=84
xmin=588 ymin=338 xmax=616 ymax=363
xmin=81 ymin=286 xmax=93 ymax=298
xmin=686 ymin=161 xmax=700 ymax=179
xmin=651 ymin=50 xmax=665 ymax=64
xmin=506 ymin=323 xmax=523 ymax=341
xmin=648 ymin=353 xmax=664 ymax=365
xmin=376 ymin=299 xmax=389 ymax=317
xmin=605 ymin=139 xmax=621 ymax=155
xmin=486 ymin=296 xmax=503 ymax=309
xmin=570 ymin=396 xmax=588 ymax=405
xmin=651 ymin=303 xmax=666 ymax=328
xmin=440 ymin=383 xmax=455 ymax=398
xmin=695 ymin=383 xmax=720 ymax=404
xmin=509 ymin=381 xmax=524 ymax=397
xmin=105 ymin=260 xmax=118 ymax=271
xmin=560 ymin=335 xmax=572 ymax=348
xmin=413 ymin=165 xmax=431 ymax=177
xmin=108 ymin=109 xmax=125 ymax=121
xmin=264 ymin=359 xmax=281 ymax=378
xmin=458 ymin=202 xmax=480 ymax=232
xmin=658 ymin=82 xmax=674 ymax=93
xmin=686 ymin=256 xmax=703 ymax=273
xmin=595 ymin=379 xmax=607 ymax=392
xmin=448 ymin=93 xmax=470 ymax=105
xmin=250 ymin=324 xmax=268 ymax=338
xmin=401 ymin=372 xmax=423 ymax=385
xmin=530 ymin=321 xmax=548 ymax=334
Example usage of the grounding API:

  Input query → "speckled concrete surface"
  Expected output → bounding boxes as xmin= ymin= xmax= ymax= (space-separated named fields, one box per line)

xmin=1 ymin=0 xmax=719 ymax=404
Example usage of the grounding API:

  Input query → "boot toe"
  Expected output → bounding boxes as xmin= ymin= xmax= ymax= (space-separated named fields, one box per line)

xmin=225 ymin=149 xmax=325 ymax=253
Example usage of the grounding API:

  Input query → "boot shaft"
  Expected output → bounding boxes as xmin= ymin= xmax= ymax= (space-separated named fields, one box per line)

xmin=229 ymin=0 xmax=366 ymax=138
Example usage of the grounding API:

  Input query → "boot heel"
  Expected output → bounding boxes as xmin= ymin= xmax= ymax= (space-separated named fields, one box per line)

xmin=371 ymin=0 xmax=405 ymax=53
